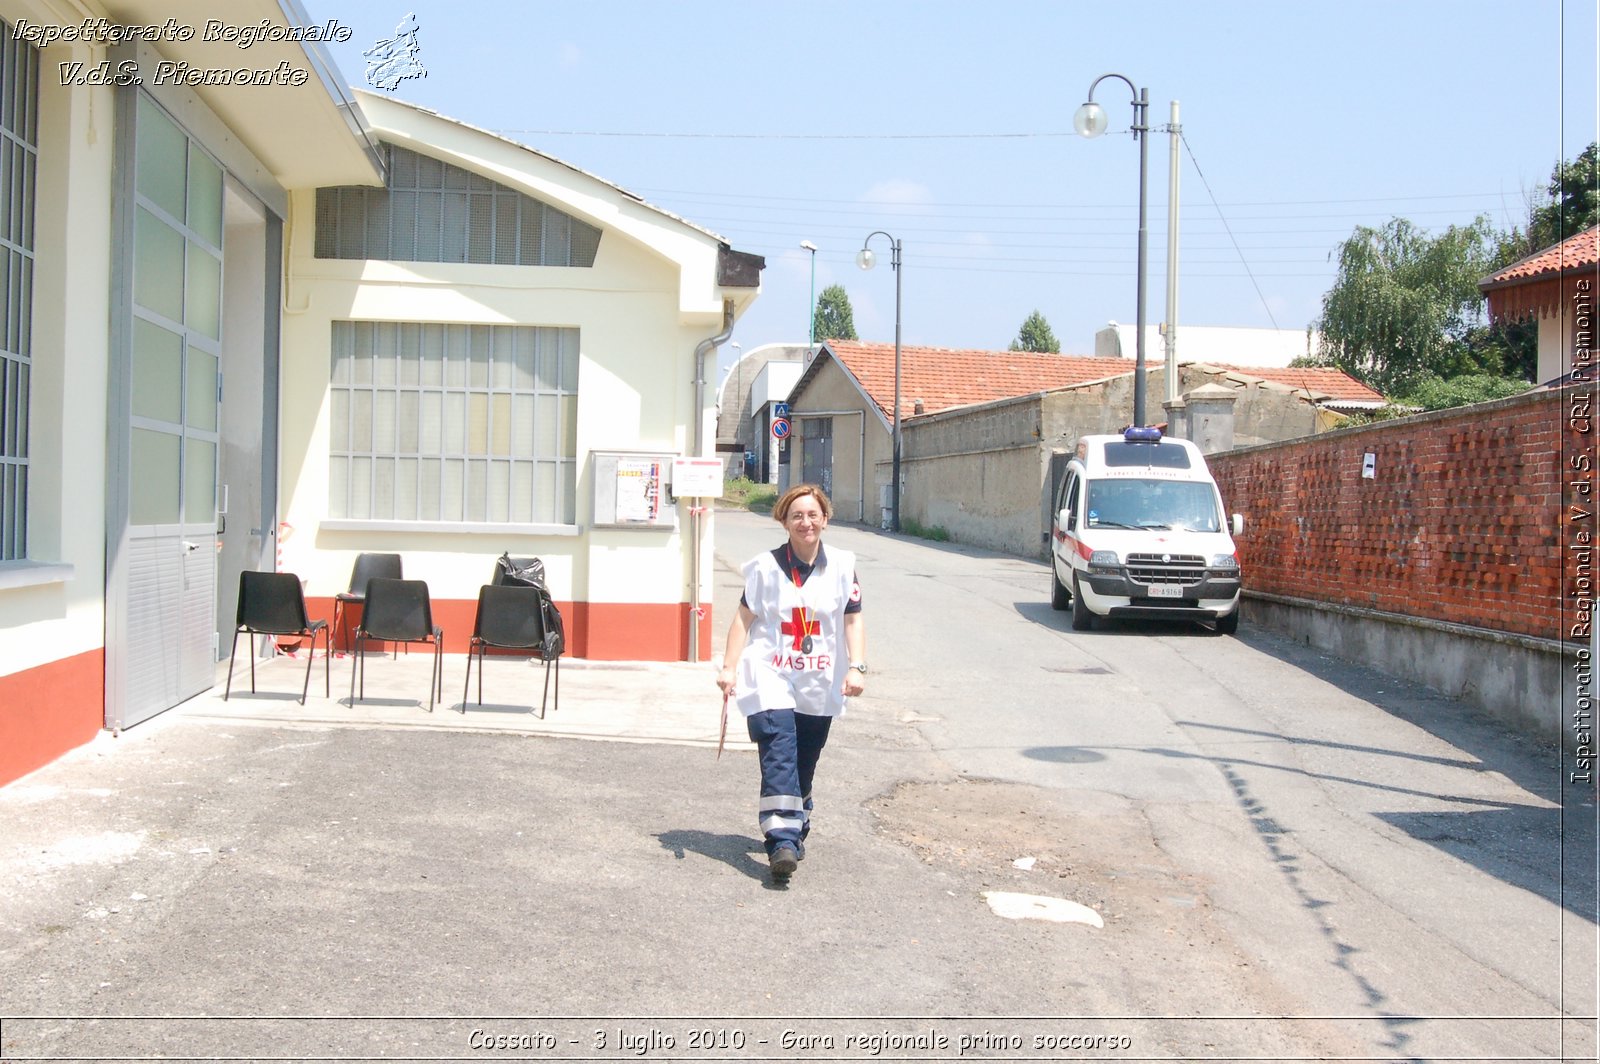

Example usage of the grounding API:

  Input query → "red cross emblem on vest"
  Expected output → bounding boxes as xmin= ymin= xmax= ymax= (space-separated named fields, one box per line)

xmin=780 ymin=608 xmax=820 ymax=651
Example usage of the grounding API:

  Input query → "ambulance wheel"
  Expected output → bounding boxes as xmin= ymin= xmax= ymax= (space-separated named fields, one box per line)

xmin=1071 ymin=575 xmax=1095 ymax=631
xmin=1215 ymin=609 xmax=1239 ymax=635
xmin=1050 ymin=566 xmax=1070 ymax=611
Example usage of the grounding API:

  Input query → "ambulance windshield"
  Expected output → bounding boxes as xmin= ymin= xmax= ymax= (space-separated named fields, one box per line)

xmin=1085 ymin=479 xmax=1221 ymax=532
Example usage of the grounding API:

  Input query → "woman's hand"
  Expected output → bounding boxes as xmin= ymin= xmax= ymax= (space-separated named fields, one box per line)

xmin=716 ymin=666 xmax=737 ymax=696
xmin=842 ymin=667 xmax=865 ymax=698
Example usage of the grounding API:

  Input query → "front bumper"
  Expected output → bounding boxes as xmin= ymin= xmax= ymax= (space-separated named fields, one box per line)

xmin=1079 ymin=570 xmax=1241 ymax=620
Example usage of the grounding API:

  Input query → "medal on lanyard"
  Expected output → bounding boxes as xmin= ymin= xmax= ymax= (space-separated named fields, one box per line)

xmin=789 ymin=546 xmax=815 ymax=654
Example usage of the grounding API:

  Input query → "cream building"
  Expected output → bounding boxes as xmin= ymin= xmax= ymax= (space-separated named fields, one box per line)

xmin=0 ymin=3 xmax=759 ymax=787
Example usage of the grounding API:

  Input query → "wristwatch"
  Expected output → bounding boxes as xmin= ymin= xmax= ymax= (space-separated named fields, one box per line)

xmin=848 ymin=662 xmax=868 ymax=674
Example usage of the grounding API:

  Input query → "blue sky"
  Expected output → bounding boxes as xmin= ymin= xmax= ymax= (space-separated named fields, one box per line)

xmin=306 ymin=1 xmax=1597 ymax=376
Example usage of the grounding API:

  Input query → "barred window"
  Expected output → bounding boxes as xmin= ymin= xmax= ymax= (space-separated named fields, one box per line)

xmin=315 ymin=144 xmax=601 ymax=267
xmin=0 ymin=18 xmax=38 ymax=561
xmin=329 ymin=322 xmax=577 ymax=525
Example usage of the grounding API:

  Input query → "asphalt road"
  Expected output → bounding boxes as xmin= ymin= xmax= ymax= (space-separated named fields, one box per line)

xmin=1 ymin=506 xmax=1594 ymax=1063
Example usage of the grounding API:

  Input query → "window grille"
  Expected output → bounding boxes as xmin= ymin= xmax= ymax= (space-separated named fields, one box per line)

xmin=329 ymin=322 xmax=578 ymax=525
xmin=315 ymin=144 xmax=601 ymax=267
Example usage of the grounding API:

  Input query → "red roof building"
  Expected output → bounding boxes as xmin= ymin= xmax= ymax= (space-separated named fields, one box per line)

xmin=1479 ymin=225 xmax=1598 ymax=384
xmin=816 ymin=340 xmax=1133 ymax=422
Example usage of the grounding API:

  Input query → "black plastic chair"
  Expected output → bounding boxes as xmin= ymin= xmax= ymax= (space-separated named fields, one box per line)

xmin=349 ymin=577 xmax=444 ymax=711
xmin=225 ymin=571 xmax=329 ymax=705
xmin=461 ymin=584 xmax=560 ymax=718
xmin=334 ymin=553 xmax=403 ymax=652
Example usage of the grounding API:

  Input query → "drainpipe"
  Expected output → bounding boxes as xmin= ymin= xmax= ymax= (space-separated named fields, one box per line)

xmin=689 ymin=300 xmax=735 ymax=663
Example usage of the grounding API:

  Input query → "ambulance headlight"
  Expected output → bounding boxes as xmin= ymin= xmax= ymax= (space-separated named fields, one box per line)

xmin=1088 ymin=550 xmax=1121 ymax=574
xmin=1210 ymin=554 xmax=1239 ymax=571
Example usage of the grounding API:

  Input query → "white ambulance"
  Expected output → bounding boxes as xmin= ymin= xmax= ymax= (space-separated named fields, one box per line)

xmin=1049 ymin=427 xmax=1244 ymax=633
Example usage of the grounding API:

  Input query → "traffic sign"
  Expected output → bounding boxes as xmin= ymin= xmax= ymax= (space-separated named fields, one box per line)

xmin=771 ymin=418 xmax=791 ymax=440
xmin=774 ymin=402 xmax=791 ymax=418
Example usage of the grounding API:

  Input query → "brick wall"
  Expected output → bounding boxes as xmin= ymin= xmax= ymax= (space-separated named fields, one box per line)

xmin=1208 ymin=387 xmax=1581 ymax=644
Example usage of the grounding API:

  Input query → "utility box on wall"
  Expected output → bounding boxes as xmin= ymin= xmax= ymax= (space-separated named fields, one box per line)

xmin=591 ymin=451 xmax=679 ymax=529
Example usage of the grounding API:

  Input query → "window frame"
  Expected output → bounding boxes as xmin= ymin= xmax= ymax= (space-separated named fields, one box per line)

xmin=325 ymin=321 xmax=580 ymax=533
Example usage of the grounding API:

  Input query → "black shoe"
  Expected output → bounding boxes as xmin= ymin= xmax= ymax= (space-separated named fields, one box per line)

xmin=769 ymin=845 xmax=799 ymax=878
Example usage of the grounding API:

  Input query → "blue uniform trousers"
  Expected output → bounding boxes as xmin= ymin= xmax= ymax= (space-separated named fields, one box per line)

xmin=746 ymin=708 xmax=832 ymax=857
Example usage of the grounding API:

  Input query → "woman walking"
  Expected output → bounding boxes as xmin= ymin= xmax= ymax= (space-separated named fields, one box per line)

xmin=717 ymin=484 xmax=866 ymax=880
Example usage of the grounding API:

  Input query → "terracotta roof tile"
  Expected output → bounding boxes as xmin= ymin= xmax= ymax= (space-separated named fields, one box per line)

xmin=1206 ymin=364 xmax=1387 ymax=403
xmin=823 ymin=341 xmax=1134 ymax=421
xmin=1482 ymin=225 xmax=1599 ymax=287
xmin=817 ymin=341 xmax=1386 ymax=416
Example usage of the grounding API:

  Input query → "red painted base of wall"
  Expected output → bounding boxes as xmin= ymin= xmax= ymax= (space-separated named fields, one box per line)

xmin=306 ymin=598 xmax=716 ymax=662
xmin=0 ymin=649 xmax=105 ymax=787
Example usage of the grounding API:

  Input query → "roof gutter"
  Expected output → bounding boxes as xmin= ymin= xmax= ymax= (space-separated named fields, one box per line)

xmin=688 ymin=299 xmax=734 ymax=664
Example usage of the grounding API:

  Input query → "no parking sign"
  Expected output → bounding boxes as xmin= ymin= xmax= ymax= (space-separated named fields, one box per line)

xmin=771 ymin=418 xmax=791 ymax=440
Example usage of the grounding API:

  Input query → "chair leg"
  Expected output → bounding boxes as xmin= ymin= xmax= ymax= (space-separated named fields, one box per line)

xmin=322 ymin=626 xmax=331 ymax=698
xmin=461 ymin=641 xmax=473 ymax=711
xmin=554 ymin=656 xmax=560 ymax=713
xmin=225 ymin=628 xmax=241 ymax=700
xmin=249 ymin=631 xmax=258 ymax=693
xmin=426 ymin=641 xmax=437 ymax=713
xmin=349 ymin=633 xmax=361 ymax=704
xmin=538 ymin=657 xmax=551 ymax=720
xmin=299 ymin=627 xmax=315 ymax=705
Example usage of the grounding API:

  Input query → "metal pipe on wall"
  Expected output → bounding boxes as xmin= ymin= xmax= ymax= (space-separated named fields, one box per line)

xmin=689 ymin=300 xmax=735 ymax=662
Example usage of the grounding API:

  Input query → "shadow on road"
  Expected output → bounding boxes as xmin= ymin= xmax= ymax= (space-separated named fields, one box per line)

xmin=654 ymin=829 xmax=776 ymax=885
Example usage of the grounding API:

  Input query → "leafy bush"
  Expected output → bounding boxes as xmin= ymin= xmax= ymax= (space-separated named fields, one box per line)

xmin=721 ymin=477 xmax=777 ymax=514
xmin=1398 ymin=374 xmax=1533 ymax=411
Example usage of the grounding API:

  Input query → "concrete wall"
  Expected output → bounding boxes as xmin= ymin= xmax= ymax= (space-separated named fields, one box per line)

xmin=900 ymin=394 xmax=1045 ymax=555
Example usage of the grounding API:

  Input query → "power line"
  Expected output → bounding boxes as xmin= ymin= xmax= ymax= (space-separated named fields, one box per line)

xmin=1180 ymin=132 xmax=1284 ymax=330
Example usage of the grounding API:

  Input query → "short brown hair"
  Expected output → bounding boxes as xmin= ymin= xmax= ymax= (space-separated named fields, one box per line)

xmin=773 ymin=483 xmax=833 ymax=523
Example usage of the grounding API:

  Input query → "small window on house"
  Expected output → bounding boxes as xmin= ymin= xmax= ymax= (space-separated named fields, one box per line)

xmin=0 ymin=18 xmax=38 ymax=562
xmin=329 ymin=322 xmax=578 ymax=525
xmin=315 ymin=144 xmax=602 ymax=267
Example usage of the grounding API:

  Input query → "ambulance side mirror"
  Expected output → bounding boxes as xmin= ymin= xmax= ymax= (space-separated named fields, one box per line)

xmin=1232 ymin=513 xmax=1245 ymax=537
xmin=1059 ymin=507 xmax=1076 ymax=533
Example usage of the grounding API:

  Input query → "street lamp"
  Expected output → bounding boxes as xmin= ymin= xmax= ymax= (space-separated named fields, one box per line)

xmin=1075 ymin=72 xmax=1150 ymax=428
xmin=856 ymin=230 xmax=902 ymax=533
xmin=800 ymin=241 xmax=818 ymax=350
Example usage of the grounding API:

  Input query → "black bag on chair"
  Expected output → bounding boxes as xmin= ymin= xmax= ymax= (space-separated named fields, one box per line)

xmin=494 ymin=553 xmax=565 ymax=658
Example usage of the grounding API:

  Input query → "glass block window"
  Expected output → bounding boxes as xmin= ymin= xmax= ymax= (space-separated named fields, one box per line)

xmin=0 ymin=18 xmax=37 ymax=561
xmin=329 ymin=322 xmax=578 ymax=525
xmin=315 ymin=144 xmax=601 ymax=267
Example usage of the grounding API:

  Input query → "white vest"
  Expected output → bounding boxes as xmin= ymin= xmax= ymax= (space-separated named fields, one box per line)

xmin=734 ymin=546 xmax=857 ymax=718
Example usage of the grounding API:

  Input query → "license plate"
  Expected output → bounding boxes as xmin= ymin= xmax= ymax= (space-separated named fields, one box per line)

xmin=1148 ymin=584 xmax=1185 ymax=599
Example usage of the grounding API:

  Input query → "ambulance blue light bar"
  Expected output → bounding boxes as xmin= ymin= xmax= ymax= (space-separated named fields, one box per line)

xmin=1123 ymin=426 xmax=1163 ymax=443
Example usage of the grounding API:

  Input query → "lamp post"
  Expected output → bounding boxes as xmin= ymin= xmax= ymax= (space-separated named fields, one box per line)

xmin=800 ymin=241 xmax=818 ymax=350
xmin=856 ymin=230 xmax=902 ymax=533
xmin=1075 ymin=72 xmax=1150 ymax=428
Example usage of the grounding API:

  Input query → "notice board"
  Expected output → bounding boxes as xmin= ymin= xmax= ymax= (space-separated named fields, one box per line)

xmin=591 ymin=451 xmax=679 ymax=529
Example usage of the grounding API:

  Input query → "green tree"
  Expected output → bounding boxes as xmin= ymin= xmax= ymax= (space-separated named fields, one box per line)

xmin=812 ymin=284 xmax=858 ymax=341
xmin=1310 ymin=216 xmax=1500 ymax=396
xmin=1399 ymin=373 xmax=1532 ymax=411
xmin=1528 ymin=142 xmax=1600 ymax=249
xmin=1008 ymin=309 xmax=1060 ymax=352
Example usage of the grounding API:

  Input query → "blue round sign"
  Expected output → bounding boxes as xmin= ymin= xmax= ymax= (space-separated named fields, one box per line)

xmin=771 ymin=418 xmax=791 ymax=440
